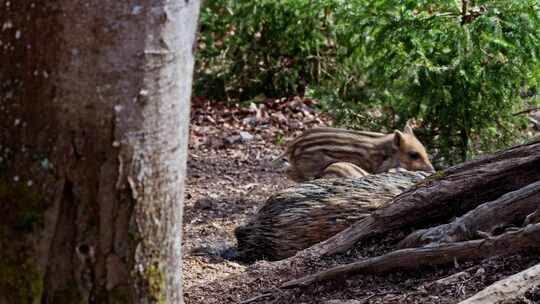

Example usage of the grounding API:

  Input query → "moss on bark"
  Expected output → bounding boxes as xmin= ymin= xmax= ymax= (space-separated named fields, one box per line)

xmin=144 ymin=264 xmax=166 ymax=304
xmin=0 ymin=177 xmax=48 ymax=303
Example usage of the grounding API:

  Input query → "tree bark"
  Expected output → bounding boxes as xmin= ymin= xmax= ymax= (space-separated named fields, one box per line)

xmin=282 ymin=224 xmax=540 ymax=289
xmin=399 ymin=180 xmax=540 ymax=248
xmin=0 ymin=1 xmax=199 ymax=303
xmin=310 ymin=140 xmax=540 ymax=256
xmin=458 ymin=262 xmax=540 ymax=304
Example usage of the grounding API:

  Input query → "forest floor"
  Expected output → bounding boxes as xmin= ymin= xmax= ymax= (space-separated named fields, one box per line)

xmin=183 ymin=97 xmax=329 ymax=289
xmin=182 ymin=98 xmax=540 ymax=304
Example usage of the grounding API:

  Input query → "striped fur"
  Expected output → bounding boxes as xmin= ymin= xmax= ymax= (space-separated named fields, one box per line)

xmin=320 ymin=162 xmax=369 ymax=179
xmin=280 ymin=125 xmax=435 ymax=181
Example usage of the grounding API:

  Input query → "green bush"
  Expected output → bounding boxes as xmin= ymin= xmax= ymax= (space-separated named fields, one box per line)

xmin=195 ymin=0 xmax=540 ymax=164
xmin=348 ymin=0 xmax=539 ymax=163
xmin=195 ymin=0 xmax=340 ymax=101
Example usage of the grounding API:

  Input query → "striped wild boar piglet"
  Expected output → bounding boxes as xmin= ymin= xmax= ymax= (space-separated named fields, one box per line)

xmin=278 ymin=124 xmax=435 ymax=182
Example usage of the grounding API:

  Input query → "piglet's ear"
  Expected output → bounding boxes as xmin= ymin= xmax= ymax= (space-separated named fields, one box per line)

xmin=393 ymin=130 xmax=405 ymax=148
xmin=403 ymin=121 xmax=414 ymax=135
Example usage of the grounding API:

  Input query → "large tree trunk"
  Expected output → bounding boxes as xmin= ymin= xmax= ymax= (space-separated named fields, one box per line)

xmin=0 ymin=1 xmax=200 ymax=303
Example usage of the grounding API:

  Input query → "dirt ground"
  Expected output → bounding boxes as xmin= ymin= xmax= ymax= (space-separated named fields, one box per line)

xmin=182 ymin=126 xmax=292 ymax=289
xmin=182 ymin=99 xmax=540 ymax=304
xmin=183 ymin=97 xmax=327 ymax=289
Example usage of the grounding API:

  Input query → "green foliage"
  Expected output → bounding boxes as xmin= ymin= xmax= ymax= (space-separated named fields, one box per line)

xmin=275 ymin=133 xmax=286 ymax=146
xmin=195 ymin=0 xmax=341 ymax=101
xmin=354 ymin=0 xmax=539 ymax=162
xmin=196 ymin=0 xmax=540 ymax=164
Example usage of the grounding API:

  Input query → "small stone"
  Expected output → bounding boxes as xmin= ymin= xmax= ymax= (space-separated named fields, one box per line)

xmin=475 ymin=267 xmax=486 ymax=276
xmin=224 ymin=132 xmax=254 ymax=145
xmin=131 ymin=5 xmax=143 ymax=15
xmin=239 ymin=131 xmax=254 ymax=142
xmin=223 ymin=135 xmax=241 ymax=145
xmin=242 ymin=116 xmax=257 ymax=126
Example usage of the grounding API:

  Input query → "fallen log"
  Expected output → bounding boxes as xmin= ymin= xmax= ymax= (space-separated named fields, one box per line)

xmin=281 ymin=223 xmax=540 ymax=289
xmin=399 ymin=180 xmax=540 ymax=248
xmin=235 ymin=170 xmax=428 ymax=261
xmin=309 ymin=139 xmax=540 ymax=256
xmin=458 ymin=262 xmax=540 ymax=304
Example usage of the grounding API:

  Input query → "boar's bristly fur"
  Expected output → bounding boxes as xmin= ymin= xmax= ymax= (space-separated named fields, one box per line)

xmin=235 ymin=170 xmax=430 ymax=262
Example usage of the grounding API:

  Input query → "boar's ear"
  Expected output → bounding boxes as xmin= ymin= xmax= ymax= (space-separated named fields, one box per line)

xmin=393 ymin=130 xmax=405 ymax=148
xmin=403 ymin=120 xmax=414 ymax=135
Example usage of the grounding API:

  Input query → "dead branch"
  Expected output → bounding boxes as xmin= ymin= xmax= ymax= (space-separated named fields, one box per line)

xmin=398 ymin=180 xmax=540 ymax=248
xmin=308 ymin=140 xmax=540 ymax=256
xmin=239 ymin=293 xmax=274 ymax=304
xmin=458 ymin=262 xmax=540 ymax=304
xmin=281 ymin=224 xmax=540 ymax=289
xmin=525 ymin=207 xmax=540 ymax=225
xmin=513 ymin=106 xmax=540 ymax=116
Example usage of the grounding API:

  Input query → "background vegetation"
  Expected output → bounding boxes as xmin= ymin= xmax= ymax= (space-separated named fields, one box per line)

xmin=194 ymin=0 xmax=540 ymax=165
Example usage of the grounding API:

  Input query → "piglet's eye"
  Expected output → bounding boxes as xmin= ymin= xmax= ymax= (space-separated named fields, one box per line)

xmin=408 ymin=151 xmax=420 ymax=160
